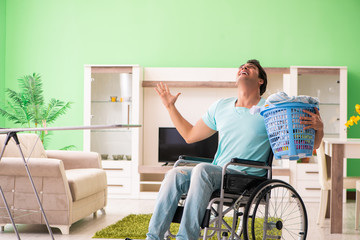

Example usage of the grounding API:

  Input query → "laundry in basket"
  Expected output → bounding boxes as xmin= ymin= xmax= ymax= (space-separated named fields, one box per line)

xmin=260 ymin=92 xmax=319 ymax=160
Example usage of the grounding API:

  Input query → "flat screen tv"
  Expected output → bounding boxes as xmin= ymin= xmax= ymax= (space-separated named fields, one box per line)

xmin=158 ymin=127 xmax=218 ymax=164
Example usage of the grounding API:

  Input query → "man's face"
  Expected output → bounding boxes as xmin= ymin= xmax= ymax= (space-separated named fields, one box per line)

xmin=237 ymin=63 xmax=259 ymax=80
xmin=236 ymin=63 xmax=264 ymax=88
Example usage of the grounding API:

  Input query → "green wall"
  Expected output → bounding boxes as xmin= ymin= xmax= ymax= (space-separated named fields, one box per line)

xmin=0 ymin=0 xmax=5 ymax=127
xmin=3 ymin=0 xmax=360 ymax=165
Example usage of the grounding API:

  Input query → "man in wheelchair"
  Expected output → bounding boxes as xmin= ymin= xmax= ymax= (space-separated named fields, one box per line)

xmin=141 ymin=60 xmax=323 ymax=240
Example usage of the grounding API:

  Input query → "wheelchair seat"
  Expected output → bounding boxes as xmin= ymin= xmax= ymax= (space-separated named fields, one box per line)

xmin=165 ymin=152 xmax=308 ymax=240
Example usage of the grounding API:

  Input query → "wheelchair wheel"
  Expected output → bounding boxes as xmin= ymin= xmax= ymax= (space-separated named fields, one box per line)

xmin=243 ymin=179 xmax=307 ymax=240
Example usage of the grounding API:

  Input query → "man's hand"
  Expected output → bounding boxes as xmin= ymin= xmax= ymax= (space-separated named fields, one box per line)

xmin=301 ymin=107 xmax=324 ymax=149
xmin=154 ymin=82 xmax=181 ymax=109
xmin=300 ymin=107 xmax=323 ymax=131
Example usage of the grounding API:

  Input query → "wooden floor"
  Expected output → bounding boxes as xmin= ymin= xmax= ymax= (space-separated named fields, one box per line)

xmin=1 ymin=199 xmax=360 ymax=240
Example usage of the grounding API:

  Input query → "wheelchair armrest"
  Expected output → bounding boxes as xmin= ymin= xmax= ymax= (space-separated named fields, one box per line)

xmin=179 ymin=155 xmax=213 ymax=163
xmin=173 ymin=155 xmax=213 ymax=168
xmin=231 ymin=158 xmax=267 ymax=166
xmin=227 ymin=158 xmax=271 ymax=170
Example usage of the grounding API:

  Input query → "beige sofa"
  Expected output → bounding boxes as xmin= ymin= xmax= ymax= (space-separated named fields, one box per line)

xmin=0 ymin=133 xmax=107 ymax=234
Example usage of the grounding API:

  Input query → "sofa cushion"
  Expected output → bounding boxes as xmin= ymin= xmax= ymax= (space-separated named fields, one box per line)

xmin=65 ymin=168 xmax=107 ymax=201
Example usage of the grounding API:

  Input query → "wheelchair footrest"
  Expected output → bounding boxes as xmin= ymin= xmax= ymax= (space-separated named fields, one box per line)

xmin=201 ymin=209 xmax=211 ymax=228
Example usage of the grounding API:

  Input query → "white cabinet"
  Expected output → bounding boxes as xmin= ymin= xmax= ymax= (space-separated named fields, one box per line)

xmin=103 ymin=161 xmax=133 ymax=195
xmin=286 ymin=66 xmax=347 ymax=139
xmin=286 ymin=66 xmax=347 ymax=202
xmin=83 ymin=65 xmax=143 ymax=198
xmin=290 ymin=162 xmax=321 ymax=202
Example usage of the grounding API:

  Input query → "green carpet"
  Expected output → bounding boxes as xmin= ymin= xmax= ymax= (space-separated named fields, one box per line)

xmin=93 ymin=214 xmax=179 ymax=239
xmin=93 ymin=214 xmax=153 ymax=239
xmin=93 ymin=213 xmax=281 ymax=239
xmin=93 ymin=214 xmax=233 ymax=239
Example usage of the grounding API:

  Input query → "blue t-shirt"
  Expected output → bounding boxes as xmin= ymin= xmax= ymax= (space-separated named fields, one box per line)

xmin=202 ymin=97 xmax=271 ymax=176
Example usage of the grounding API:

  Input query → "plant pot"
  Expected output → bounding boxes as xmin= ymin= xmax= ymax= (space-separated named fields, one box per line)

xmin=300 ymin=157 xmax=310 ymax=163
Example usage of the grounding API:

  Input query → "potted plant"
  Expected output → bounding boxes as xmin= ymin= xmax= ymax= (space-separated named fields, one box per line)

xmin=0 ymin=73 xmax=73 ymax=149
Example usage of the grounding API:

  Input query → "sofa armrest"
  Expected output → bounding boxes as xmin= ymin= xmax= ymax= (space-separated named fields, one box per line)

xmin=0 ymin=157 xmax=65 ymax=177
xmin=0 ymin=157 xmax=74 ymax=218
xmin=45 ymin=150 xmax=101 ymax=170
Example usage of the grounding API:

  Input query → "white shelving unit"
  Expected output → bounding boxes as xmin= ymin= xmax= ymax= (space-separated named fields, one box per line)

xmin=286 ymin=66 xmax=347 ymax=139
xmin=80 ymin=65 xmax=346 ymax=201
xmin=286 ymin=66 xmax=347 ymax=202
xmin=83 ymin=65 xmax=143 ymax=198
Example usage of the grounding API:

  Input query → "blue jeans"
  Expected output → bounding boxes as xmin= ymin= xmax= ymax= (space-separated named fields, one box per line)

xmin=146 ymin=163 xmax=241 ymax=240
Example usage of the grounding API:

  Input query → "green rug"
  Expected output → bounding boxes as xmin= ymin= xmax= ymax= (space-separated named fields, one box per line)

xmin=93 ymin=213 xmax=233 ymax=239
xmin=93 ymin=214 xmax=153 ymax=239
xmin=93 ymin=213 xmax=281 ymax=239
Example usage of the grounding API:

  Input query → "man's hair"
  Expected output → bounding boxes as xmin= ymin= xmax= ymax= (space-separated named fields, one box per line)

xmin=243 ymin=59 xmax=267 ymax=96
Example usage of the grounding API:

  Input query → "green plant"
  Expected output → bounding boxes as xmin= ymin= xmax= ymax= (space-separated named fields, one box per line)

xmin=0 ymin=73 xmax=74 ymax=149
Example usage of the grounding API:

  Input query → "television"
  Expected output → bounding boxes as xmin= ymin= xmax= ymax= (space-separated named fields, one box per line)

xmin=158 ymin=127 xmax=218 ymax=164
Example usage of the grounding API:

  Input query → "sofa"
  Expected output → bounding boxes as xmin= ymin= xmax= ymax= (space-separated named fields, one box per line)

xmin=0 ymin=133 xmax=107 ymax=234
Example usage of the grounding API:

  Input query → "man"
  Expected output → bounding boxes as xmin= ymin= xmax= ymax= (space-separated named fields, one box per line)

xmin=143 ymin=59 xmax=324 ymax=240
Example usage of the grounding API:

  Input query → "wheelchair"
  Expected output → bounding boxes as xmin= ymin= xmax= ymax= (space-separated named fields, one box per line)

xmin=165 ymin=152 xmax=308 ymax=240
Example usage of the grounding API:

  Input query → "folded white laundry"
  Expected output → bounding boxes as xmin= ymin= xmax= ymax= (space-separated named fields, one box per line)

xmin=265 ymin=92 xmax=319 ymax=106
xmin=249 ymin=92 xmax=319 ymax=115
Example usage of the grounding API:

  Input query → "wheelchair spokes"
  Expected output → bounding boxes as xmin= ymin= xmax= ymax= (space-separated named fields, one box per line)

xmin=243 ymin=180 xmax=308 ymax=240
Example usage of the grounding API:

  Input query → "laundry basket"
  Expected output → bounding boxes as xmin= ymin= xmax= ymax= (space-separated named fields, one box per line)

xmin=260 ymin=102 xmax=317 ymax=160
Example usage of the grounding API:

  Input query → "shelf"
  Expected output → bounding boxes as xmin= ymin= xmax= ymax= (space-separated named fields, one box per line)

xmin=142 ymin=67 xmax=289 ymax=88
xmin=140 ymin=181 xmax=162 ymax=185
xmin=139 ymin=165 xmax=172 ymax=174
xmin=91 ymin=101 xmax=132 ymax=104
xmin=108 ymin=184 xmax=125 ymax=187
xmin=142 ymin=81 xmax=238 ymax=88
xmin=324 ymin=133 xmax=339 ymax=136
xmin=297 ymin=67 xmax=340 ymax=75
xmin=91 ymin=66 xmax=133 ymax=73
xmin=272 ymin=167 xmax=290 ymax=176
xmin=319 ymin=102 xmax=340 ymax=106
xmin=90 ymin=129 xmax=132 ymax=132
